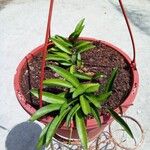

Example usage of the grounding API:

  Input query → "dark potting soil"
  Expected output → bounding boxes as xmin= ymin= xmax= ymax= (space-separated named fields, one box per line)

xmin=20 ymin=40 xmax=133 ymax=110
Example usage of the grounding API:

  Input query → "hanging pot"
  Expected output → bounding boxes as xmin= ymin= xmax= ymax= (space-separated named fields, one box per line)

xmin=14 ymin=0 xmax=139 ymax=142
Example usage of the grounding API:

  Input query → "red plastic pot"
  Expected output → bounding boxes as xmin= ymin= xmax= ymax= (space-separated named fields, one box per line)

xmin=14 ymin=37 xmax=139 ymax=141
xmin=14 ymin=0 xmax=139 ymax=142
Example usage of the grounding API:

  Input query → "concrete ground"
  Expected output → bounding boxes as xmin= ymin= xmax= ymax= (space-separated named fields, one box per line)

xmin=0 ymin=0 xmax=150 ymax=149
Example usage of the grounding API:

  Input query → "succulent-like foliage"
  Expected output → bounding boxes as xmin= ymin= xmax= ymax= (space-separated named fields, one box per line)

xmin=30 ymin=19 xmax=133 ymax=150
xmin=47 ymin=19 xmax=95 ymax=69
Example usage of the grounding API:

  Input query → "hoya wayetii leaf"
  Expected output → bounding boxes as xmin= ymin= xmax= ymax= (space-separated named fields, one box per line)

xmin=85 ymin=95 xmax=101 ymax=108
xmin=75 ymin=109 xmax=88 ymax=150
xmin=47 ymin=65 xmax=79 ymax=88
xmin=51 ymin=37 xmax=72 ymax=54
xmin=66 ymin=104 xmax=80 ymax=127
xmin=43 ymin=79 xmax=73 ymax=88
xmin=91 ymin=106 xmax=101 ymax=127
xmin=69 ymin=18 xmax=85 ymax=42
xmin=105 ymin=68 xmax=118 ymax=92
xmin=107 ymin=108 xmax=134 ymax=139
xmin=55 ymin=35 xmax=73 ymax=47
xmin=46 ymin=107 xmax=71 ymax=146
xmin=74 ymin=72 xmax=92 ymax=80
xmin=31 ymin=89 xmax=66 ymax=104
xmin=30 ymin=104 xmax=61 ymax=121
xmin=80 ymin=95 xmax=91 ymax=115
xmin=46 ymin=54 xmax=70 ymax=62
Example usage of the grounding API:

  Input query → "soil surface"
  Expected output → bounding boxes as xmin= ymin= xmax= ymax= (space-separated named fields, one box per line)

xmin=20 ymin=40 xmax=133 ymax=110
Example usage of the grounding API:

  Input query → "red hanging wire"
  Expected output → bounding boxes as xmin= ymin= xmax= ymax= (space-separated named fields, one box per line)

xmin=39 ymin=0 xmax=54 ymax=108
xmin=119 ymin=0 xmax=136 ymax=63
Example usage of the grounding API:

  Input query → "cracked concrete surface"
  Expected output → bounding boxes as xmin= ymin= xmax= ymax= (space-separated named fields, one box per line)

xmin=0 ymin=0 xmax=150 ymax=149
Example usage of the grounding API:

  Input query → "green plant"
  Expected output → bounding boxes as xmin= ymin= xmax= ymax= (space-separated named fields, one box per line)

xmin=47 ymin=18 xmax=95 ymax=69
xmin=29 ymin=19 xmax=134 ymax=150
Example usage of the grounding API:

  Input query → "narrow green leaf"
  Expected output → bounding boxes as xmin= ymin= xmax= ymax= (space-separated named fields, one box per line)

xmin=45 ymin=116 xmax=59 ymax=146
xmin=74 ymin=41 xmax=84 ymax=46
xmin=74 ymin=72 xmax=92 ymax=80
xmin=76 ymin=41 xmax=92 ymax=49
xmin=84 ymin=83 xmax=100 ymax=93
xmin=70 ymin=87 xmax=75 ymax=93
xmin=91 ymin=106 xmax=101 ymax=127
xmin=60 ymin=62 xmax=72 ymax=66
xmin=72 ymin=84 xmax=85 ymax=98
xmin=77 ymin=52 xmax=81 ymax=61
xmin=60 ymin=99 xmax=78 ymax=114
xmin=47 ymin=65 xmax=79 ymax=88
xmin=69 ymin=19 xmax=85 ymax=42
xmin=55 ymin=35 xmax=73 ymax=47
xmin=85 ymin=92 xmax=112 ymax=107
xmin=69 ymin=24 xmax=84 ymax=41
xmin=97 ymin=91 xmax=112 ymax=104
xmin=46 ymin=54 xmax=69 ymax=62
xmin=71 ymin=54 xmax=77 ymax=64
xmin=57 ymin=92 xmax=66 ymax=98
xmin=46 ymin=108 xmax=71 ymax=146
xmin=77 ymin=44 xmax=95 ymax=53
xmin=36 ymin=123 xmax=50 ymax=150
xmin=75 ymin=18 xmax=85 ymax=32
xmin=48 ymin=47 xmax=59 ymax=52
xmin=75 ymin=109 xmax=88 ymax=150
xmin=107 ymin=108 xmax=134 ymax=138
xmin=30 ymin=104 xmax=61 ymax=121
xmin=60 ymin=101 xmax=68 ymax=114
xmin=66 ymin=104 xmax=80 ymax=127
xmin=43 ymin=79 xmax=73 ymax=88
xmin=75 ymin=41 xmax=91 ymax=47
xmin=55 ymin=35 xmax=68 ymax=41
xmin=105 ymin=68 xmax=118 ymax=92
xmin=73 ymin=25 xmax=84 ymax=39
xmin=85 ymin=95 xmax=101 ymax=108
xmin=31 ymin=89 xmax=66 ymax=104
xmin=51 ymin=37 xmax=72 ymax=54
xmin=77 ymin=53 xmax=82 ymax=67
xmin=70 ymin=65 xmax=76 ymax=74
xmin=52 ymin=52 xmax=71 ymax=60
xmin=80 ymin=95 xmax=91 ymax=115
xmin=73 ymin=83 xmax=100 ymax=98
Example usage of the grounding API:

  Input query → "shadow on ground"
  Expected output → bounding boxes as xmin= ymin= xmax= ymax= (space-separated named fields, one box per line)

xmin=5 ymin=121 xmax=44 ymax=150
xmin=109 ymin=0 xmax=150 ymax=36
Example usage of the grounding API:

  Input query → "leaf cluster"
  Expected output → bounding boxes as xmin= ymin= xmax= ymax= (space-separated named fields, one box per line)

xmin=47 ymin=19 xmax=95 ymax=68
xmin=30 ymin=19 xmax=134 ymax=150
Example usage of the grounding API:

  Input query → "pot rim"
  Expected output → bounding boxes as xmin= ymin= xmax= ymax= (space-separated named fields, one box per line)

xmin=14 ymin=37 xmax=139 ymax=129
